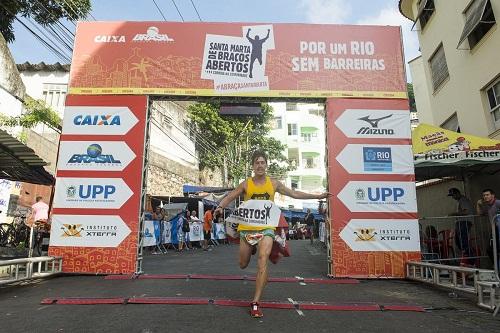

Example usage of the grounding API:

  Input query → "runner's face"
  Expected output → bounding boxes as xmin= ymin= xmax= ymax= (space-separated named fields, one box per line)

xmin=253 ymin=157 xmax=267 ymax=176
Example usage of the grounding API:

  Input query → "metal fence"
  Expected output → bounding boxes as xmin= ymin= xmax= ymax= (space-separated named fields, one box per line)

xmin=419 ymin=215 xmax=497 ymax=273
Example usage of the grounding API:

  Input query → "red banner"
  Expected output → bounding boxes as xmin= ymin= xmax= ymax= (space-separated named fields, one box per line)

xmin=70 ymin=22 xmax=406 ymax=98
xmin=326 ymin=98 xmax=420 ymax=278
xmin=48 ymin=95 xmax=147 ymax=274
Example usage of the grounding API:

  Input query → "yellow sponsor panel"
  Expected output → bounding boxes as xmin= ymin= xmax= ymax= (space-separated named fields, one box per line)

xmin=69 ymin=87 xmax=407 ymax=99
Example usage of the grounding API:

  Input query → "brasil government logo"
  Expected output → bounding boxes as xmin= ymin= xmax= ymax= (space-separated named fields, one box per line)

xmin=67 ymin=144 xmax=121 ymax=165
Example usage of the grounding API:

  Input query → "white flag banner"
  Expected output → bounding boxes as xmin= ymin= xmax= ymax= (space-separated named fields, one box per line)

xmin=162 ymin=221 xmax=172 ymax=244
xmin=319 ymin=222 xmax=326 ymax=243
xmin=142 ymin=220 xmax=157 ymax=247
xmin=226 ymin=200 xmax=281 ymax=227
xmin=189 ymin=221 xmax=204 ymax=242
xmin=214 ymin=223 xmax=226 ymax=239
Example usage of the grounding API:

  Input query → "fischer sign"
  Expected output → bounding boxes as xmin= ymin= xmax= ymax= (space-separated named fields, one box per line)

xmin=49 ymin=215 xmax=131 ymax=247
xmin=62 ymin=106 xmax=139 ymax=135
xmin=334 ymin=109 xmax=411 ymax=139
xmin=339 ymin=219 xmax=420 ymax=252
xmin=337 ymin=181 xmax=417 ymax=213
xmin=53 ymin=177 xmax=133 ymax=209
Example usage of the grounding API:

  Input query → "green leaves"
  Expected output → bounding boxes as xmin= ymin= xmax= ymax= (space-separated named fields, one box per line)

xmin=0 ymin=96 xmax=61 ymax=132
xmin=188 ymin=103 xmax=293 ymax=185
xmin=0 ymin=0 xmax=92 ymax=43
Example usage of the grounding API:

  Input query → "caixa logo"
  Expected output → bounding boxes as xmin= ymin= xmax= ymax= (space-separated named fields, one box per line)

xmin=67 ymin=185 xmax=116 ymax=200
xmin=68 ymin=144 xmax=121 ymax=165
xmin=365 ymin=187 xmax=405 ymax=202
xmin=73 ymin=114 xmax=121 ymax=126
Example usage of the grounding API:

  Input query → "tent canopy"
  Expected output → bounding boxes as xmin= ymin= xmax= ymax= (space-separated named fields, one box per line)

xmin=0 ymin=129 xmax=54 ymax=185
xmin=412 ymin=123 xmax=500 ymax=181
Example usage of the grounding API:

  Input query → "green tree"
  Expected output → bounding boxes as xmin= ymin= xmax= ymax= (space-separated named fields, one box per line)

xmin=188 ymin=103 xmax=294 ymax=186
xmin=0 ymin=0 xmax=91 ymax=43
xmin=0 ymin=96 xmax=62 ymax=133
xmin=407 ymin=83 xmax=417 ymax=113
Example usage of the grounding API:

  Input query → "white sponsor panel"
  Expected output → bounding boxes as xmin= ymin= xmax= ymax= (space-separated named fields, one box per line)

xmin=214 ymin=223 xmax=226 ymax=240
xmin=189 ymin=221 xmax=203 ymax=242
xmin=336 ymin=144 xmax=414 ymax=175
xmin=226 ymin=200 xmax=281 ymax=227
xmin=142 ymin=220 xmax=157 ymax=246
xmin=339 ymin=219 xmax=420 ymax=252
xmin=62 ymin=106 xmax=139 ymax=135
xmin=338 ymin=181 xmax=417 ymax=213
xmin=201 ymin=25 xmax=274 ymax=94
xmin=57 ymin=141 xmax=136 ymax=171
xmin=49 ymin=215 xmax=131 ymax=247
xmin=335 ymin=109 xmax=410 ymax=139
xmin=162 ymin=221 xmax=172 ymax=244
xmin=414 ymin=150 xmax=500 ymax=165
xmin=53 ymin=177 xmax=133 ymax=209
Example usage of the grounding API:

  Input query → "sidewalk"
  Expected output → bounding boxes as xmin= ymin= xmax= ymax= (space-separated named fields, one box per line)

xmin=0 ymin=240 xmax=499 ymax=332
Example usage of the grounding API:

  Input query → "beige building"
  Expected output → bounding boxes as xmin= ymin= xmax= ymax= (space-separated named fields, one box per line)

xmin=400 ymin=0 xmax=500 ymax=139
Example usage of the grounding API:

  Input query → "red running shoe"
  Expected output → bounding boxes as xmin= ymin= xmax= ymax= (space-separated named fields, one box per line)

xmin=250 ymin=302 xmax=263 ymax=318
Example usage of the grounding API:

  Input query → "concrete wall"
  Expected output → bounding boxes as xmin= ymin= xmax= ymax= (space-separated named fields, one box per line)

xmin=406 ymin=0 xmax=500 ymax=139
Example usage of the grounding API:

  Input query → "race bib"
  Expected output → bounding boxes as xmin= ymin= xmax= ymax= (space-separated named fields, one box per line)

xmin=226 ymin=200 xmax=281 ymax=227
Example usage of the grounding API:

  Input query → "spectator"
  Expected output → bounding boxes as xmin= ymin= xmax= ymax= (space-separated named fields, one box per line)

xmin=178 ymin=210 xmax=191 ymax=252
xmin=152 ymin=206 xmax=164 ymax=221
xmin=448 ymin=188 xmax=474 ymax=258
xmin=304 ymin=209 xmax=315 ymax=244
xmin=31 ymin=196 xmax=49 ymax=227
xmin=478 ymin=189 xmax=500 ymax=270
xmin=203 ymin=207 xmax=214 ymax=251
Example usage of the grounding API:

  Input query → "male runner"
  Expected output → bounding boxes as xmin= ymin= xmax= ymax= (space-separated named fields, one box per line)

xmin=215 ymin=150 xmax=329 ymax=318
xmin=246 ymin=28 xmax=270 ymax=79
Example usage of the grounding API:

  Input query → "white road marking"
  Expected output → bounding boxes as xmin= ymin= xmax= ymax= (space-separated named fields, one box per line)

xmin=288 ymin=297 xmax=305 ymax=316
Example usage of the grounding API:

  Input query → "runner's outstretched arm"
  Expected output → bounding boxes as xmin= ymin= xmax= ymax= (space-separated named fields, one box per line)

xmin=215 ymin=181 xmax=246 ymax=216
xmin=246 ymin=29 xmax=252 ymax=42
xmin=262 ymin=29 xmax=270 ymax=42
xmin=273 ymin=180 xmax=330 ymax=200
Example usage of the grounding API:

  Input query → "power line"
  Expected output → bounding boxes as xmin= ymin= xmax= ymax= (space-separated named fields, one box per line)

xmin=0 ymin=3 xmax=70 ymax=63
xmin=170 ymin=0 xmax=185 ymax=22
xmin=31 ymin=0 xmax=76 ymax=38
xmin=151 ymin=0 xmax=167 ymax=21
xmin=64 ymin=0 xmax=96 ymax=20
xmin=190 ymin=0 xmax=202 ymax=21
xmin=22 ymin=15 xmax=72 ymax=59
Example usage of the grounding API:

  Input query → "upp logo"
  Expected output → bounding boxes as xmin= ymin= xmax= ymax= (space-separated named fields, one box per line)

xmin=73 ymin=115 xmax=121 ymax=126
xmin=61 ymin=224 xmax=83 ymax=237
xmin=66 ymin=185 xmax=117 ymax=200
xmin=354 ymin=228 xmax=377 ymax=241
xmin=363 ymin=147 xmax=392 ymax=172
xmin=357 ymin=114 xmax=394 ymax=135
xmin=367 ymin=187 xmax=405 ymax=202
xmin=67 ymin=144 xmax=121 ymax=165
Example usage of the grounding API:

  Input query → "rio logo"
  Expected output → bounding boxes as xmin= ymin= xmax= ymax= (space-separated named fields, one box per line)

xmin=367 ymin=187 xmax=404 ymax=202
xmin=73 ymin=115 xmax=121 ymax=126
xmin=79 ymin=185 xmax=116 ymax=199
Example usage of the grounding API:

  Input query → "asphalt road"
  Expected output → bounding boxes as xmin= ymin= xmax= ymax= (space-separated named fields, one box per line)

xmin=1 ymin=240 xmax=499 ymax=332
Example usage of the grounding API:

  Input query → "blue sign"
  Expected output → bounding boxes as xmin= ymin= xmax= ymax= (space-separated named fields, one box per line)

xmin=363 ymin=147 xmax=392 ymax=172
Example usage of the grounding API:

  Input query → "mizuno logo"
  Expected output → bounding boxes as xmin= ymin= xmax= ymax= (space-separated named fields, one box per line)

xmin=358 ymin=114 xmax=393 ymax=128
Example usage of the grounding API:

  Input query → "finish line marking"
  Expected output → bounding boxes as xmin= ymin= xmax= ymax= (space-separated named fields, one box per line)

xmin=104 ymin=274 xmax=359 ymax=285
xmin=40 ymin=297 xmax=426 ymax=313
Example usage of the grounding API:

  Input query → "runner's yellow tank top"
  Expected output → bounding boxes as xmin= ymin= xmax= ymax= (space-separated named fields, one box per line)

xmin=238 ymin=176 xmax=276 ymax=231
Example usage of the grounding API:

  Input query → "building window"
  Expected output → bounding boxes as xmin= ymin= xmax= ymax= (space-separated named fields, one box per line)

xmin=441 ymin=113 xmax=460 ymax=133
xmin=273 ymin=117 xmax=282 ymax=129
xmin=486 ymin=79 xmax=500 ymax=128
xmin=288 ymin=123 xmax=297 ymax=135
xmin=429 ymin=44 xmax=449 ymax=91
xmin=416 ymin=0 xmax=435 ymax=30
xmin=42 ymin=83 xmax=67 ymax=109
xmin=286 ymin=103 xmax=298 ymax=111
xmin=457 ymin=0 xmax=496 ymax=49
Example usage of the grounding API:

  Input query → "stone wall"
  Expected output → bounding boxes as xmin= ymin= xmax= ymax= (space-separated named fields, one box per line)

xmin=146 ymin=151 xmax=224 ymax=196
xmin=25 ymin=129 xmax=59 ymax=175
